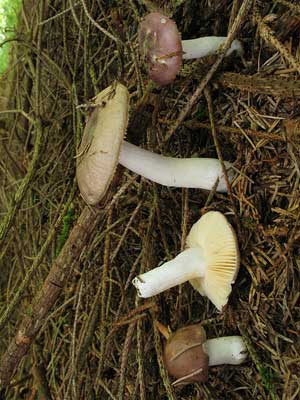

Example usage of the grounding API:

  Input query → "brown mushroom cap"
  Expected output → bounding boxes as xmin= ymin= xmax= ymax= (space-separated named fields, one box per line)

xmin=164 ymin=324 xmax=209 ymax=384
xmin=138 ymin=12 xmax=183 ymax=85
xmin=76 ymin=83 xmax=129 ymax=205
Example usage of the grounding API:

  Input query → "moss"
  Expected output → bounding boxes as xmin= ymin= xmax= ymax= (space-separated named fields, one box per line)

xmin=0 ymin=0 xmax=22 ymax=73
xmin=258 ymin=365 xmax=277 ymax=400
xmin=56 ymin=204 xmax=75 ymax=256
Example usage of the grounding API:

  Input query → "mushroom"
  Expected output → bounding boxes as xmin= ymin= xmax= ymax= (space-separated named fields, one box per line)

xmin=119 ymin=142 xmax=233 ymax=193
xmin=76 ymin=83 xmax=235 ymax=205
xmin=132 ymin=211 xmax=239 ymax=310
xmin=76 ymin=83 xmax=130 ymax=205
xmin=161 ymin=323 xmax=247 ymax=384
xmin=139 ymin=12 xmax=243 ymax=85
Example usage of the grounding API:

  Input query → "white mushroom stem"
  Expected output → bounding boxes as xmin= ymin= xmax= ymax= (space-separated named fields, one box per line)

xmin=132 ymin=247 xmax=206 ymax=298
xmin=182 ymin=37 xmax=243 ymax=59
xmin=119 ymin=141 xmax=233 ymax=192
xmin=203 ymin=336 xmax=247 ymax=366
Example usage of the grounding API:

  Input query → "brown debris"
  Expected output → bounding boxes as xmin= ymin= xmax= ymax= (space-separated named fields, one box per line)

xmin=0 ymin=1 xmax=300 ymax=399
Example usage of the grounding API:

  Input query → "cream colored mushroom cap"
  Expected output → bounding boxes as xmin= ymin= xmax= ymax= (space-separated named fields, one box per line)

xmin=186 ymin=211 xmax=239 ymax=311
xmin=76 ymin=83 xmax=129 ymax=205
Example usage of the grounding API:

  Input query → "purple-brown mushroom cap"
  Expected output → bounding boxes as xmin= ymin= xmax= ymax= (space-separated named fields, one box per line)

xmin=164 ymin=324 xmax=209 ymax=384
xmin=138 ymin=12 xmax=182 ymax=85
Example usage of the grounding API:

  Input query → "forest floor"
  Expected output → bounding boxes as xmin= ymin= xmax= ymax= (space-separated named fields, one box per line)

xmin=0 ymin=1 xmax=300 ymax=399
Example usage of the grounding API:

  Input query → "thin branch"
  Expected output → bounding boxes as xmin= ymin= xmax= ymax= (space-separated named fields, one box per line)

xmin=164 ymin=0 xmax=253 ymax=142
xmin=204 ymin=87 xmax=241 ymax=236
xmin=80 ymin=0 xmax=123 ymax=45
xmin=253 ymin=3 xmax=300 ymax=74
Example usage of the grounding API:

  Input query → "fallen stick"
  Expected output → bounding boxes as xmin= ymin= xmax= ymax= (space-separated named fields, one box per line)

xmin=0 ymin=205 xmax=102 ymax=387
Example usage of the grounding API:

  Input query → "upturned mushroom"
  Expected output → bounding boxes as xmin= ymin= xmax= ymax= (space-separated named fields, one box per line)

xmin=133 ymin=211 xmax=239 ymax=310
xmin=76 ymin=83 xmax=235 ymax=205
xmin=160 ymin=323 xmax=247 ymax=385
xmin=139 ymin=12 xmax=243 ymax=85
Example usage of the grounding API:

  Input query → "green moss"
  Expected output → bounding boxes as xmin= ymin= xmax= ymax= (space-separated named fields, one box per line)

xmin=195 ymin=104 xmax=208 ymax=120
xmin=0 ymin=0 xmax=22 ymax=74
xmin=25 ymin=305 xmax=33 ymax=317
xmin=258 ymin=365 xmax=277 ymax=399
xmin=56 ymin=204 xmax=75 ymax=256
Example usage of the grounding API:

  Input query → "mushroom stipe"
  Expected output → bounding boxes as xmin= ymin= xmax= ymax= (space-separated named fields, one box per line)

xmin=133 ymin=211 xmax=240 ymax=310
xmin=76 ymin=83 xmax=235 ymax=205
xmin=163 ymin=323 xmax=247 ymax=384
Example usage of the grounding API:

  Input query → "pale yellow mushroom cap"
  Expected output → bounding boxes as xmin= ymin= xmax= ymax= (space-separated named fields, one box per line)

xmin=186 ymin=211 xmax=240 ymax=311
xmin=76 ymin=83 xmax=130 ymax=205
